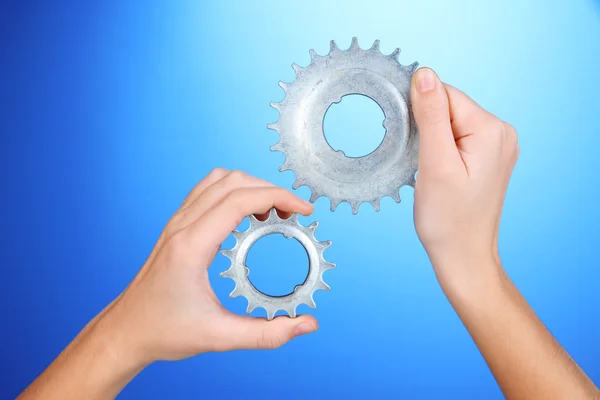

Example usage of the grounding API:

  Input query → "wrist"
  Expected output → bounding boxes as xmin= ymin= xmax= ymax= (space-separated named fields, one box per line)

xmin=428 ymin=250 xmax=505 ymax=300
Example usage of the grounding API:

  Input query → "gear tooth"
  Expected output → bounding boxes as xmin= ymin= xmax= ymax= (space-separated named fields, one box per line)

xmin=350 ymin=36 xmax=359 ymax=50
xmin=407 ymin=175 xmax=417 ymax=187
xmin=220 ymin=249 xmax=234 ymax=259
xmin=323 ymin=262 xmax=336 ymax=271
xmin=292 ymin=178 xmax=304 ymax=190
xmin=306 ymin=296 xmax=316 ymax=309
xmin=372 ymin=199 xmax=381 ymax=212
xmin=389 ymin=47 xmax=400 ymax=60
xmin=278 ymin=81 xmax=289 ymax=91
xmin=392 ymin=191 xmax=401 ymax=203
xmin=320 ymin=240 xmax=332 ymax=249
xmin=370 ymin=39 xmax=381 ymax=51
xmin=288 ymin=213 xmax=299 ymax=223
xmin=309 ymin=49 xmax=318 ymax=62
xmin=268 ymin=207 xmax=279 ymax=220
xmin=249 ymin=214 xmax=260 ymax=227
xmin=286 ymin=306 xmax=297 ymax=318
xmin=329 ymin=40 xmax=339 ymax=53
xmin=279 ymin=161 xmax=292 ymax=172
xmin=318 ymin=279 xmax=331 ymax=291
xmin=330 ymin=200 xmax=339 ymax=212
xmin=246 ymin=302 xmax=256 ymax=314
xmin=266 ymin=307 xmax=276 ymax=321
xmin=408 ymin=61 xmax=419 ymax=73
xmin=291 ymin=63 xmax=303 ymax=75
xmin=232 ymin=230 xmax=243 ymax=241
xmin=220 ymin=267 xmax=234 ymax=278
xmin=229 ymin=286 xmax=241 ymax=298
xmin=270 ymin=143 xmax=283 ymax=152
xmin=269 ymin=101 xmax=280 ymax=111
xmin=308 ymin=221 xmax=319 ymax=232
xmin=267 ymin=122 xmax=279 ymax=131
xmin=351 ymin=202 xmax=360 ymax=215
xmin=309 ymin=191 xmax=321 ymax=203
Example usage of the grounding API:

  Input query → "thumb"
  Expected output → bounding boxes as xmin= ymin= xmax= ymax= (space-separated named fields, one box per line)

xmin=221 ymin=314 xmax=318 ymax=350
xmin=411 ymin=68 xmax=461 ymax=173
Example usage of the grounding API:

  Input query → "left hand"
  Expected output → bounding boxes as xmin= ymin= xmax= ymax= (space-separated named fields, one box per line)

xmin=96 ymin=169 xmax=318 ymax=365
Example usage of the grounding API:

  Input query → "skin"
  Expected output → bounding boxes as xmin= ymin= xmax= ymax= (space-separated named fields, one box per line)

xmin=18 ymin=68 xmax=599 ymax=399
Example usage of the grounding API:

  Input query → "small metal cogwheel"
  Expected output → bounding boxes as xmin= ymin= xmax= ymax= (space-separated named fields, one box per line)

xmin=268 ymin=37 xmax=420 ymax=214
xmin=220 ymin=208 xmax=335 ymax=320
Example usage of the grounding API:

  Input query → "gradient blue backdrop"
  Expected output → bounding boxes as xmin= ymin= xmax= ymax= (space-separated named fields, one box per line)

xmin=2 ymin=1 xmax=600 ymax=398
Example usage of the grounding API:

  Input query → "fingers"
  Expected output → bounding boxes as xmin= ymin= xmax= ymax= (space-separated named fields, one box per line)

xmin=180 ymin=168 xmax=229 ymax=210
xmin=189 ymin=187 xmax=313 ymax=250
xmin=218 ymin=314 xmax=318 ymax=351
xmin=411 ymin=68 xmax=463 ymax=173
xmin=175 ymin=170 xmax=275 ymax=231
xmin=444 ymin=84 xmax=497 ymax=138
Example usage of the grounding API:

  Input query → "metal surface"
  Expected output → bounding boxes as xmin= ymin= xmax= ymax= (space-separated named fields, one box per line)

xmin=268 ymin=37 xmax=420 ymax=214
xmin=220 ymin=208 xmax=335 ymax=320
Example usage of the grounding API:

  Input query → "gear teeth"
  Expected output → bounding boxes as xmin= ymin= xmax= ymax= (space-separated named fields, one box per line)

xmin=288 ymin=213 xmax=299 ymax=223
xmin=292 ymin=178 xmax=305 ymax=189
xmin=286 ymin=306 xmax=297 ymax=318
xmin=220 ymin=249 xmax=234 ymax=259
xmin=291 ymin=63 xmax=303 ymax=75
xmin=248 ymin=214 xmax=260 ymax=227
xmin=308 ymin=221 xmax=319 ymax=232
xmin=246 ymin=302 xmax=257 ymax=314
xmin=329 ymin=40 xmax=339 ymax=54
xmin=266 ymin=307 xmax=276 ymax=320
xmin=267 ymin=122 xmax=278 ymax=131
xmin=278 ymin=81 xmax=289 ymax=90
xmin=318 ymin=280 xmax=331 ymax=291
xmin=370 ymin=39 xmax=381 ymax=51
xmin=233 ymin=230 xmax=245 ymax=240
xmin=220 ymin=268 xmax=233 ymax=278
xmin=408 ymin=61 xmax=419 ymax=72
xmin=270 ymin=143 xmax=283 ymax=152
xmin=330 ymin=200 xmax=340 ymax=212
xmin=309 ymin=49 xmax=318 ymax=62
xmin=229 ymin=286 xmax=241 ymax=298
xmin=319 ymin=240 xmax=332 ymax=249
xmin=373 ymin=199 xmax=381 ymax=212
xmin=269 ymin=101 xmax=281 ymax=111
xmin=268 ymin=208 xmax=280 ymax=221
xmin=309 ymin=191 xmax=321 ymax=203
xmin=306 ymin=296 xmax=316 ymax=309
xmin=407 ymin=175 xmax=417 ymax=187
xmin=391 ymin=191 xmax=401 ymax=203
xmin=351 ymin=202 xmax=360 ymax=215
xmin=350 ymin=36 xmax=359 ymax=50
xmin=279 ymin=161 xmax=292 ymax=172
xmin=389 ymin=48 xmax=401 ymax=61
xmin=322 ymin=261 xmax=335 ymax=271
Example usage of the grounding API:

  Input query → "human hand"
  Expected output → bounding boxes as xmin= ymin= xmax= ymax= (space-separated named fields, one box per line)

xmin=410 ymin=68 xmax=519 ymax=288
xmin=101 ymin=169 xmax=318 ymax=365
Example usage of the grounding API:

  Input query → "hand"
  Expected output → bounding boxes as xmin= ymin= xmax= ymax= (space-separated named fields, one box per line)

xmin=410 ymin=68 xmax=519 ymax=288
xmin=101 ymin=170 xmax=318 ymax=364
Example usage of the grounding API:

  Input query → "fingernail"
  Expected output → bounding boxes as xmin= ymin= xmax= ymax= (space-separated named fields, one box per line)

xmin=415 ymin=68 xmax=436 ymax=93
xmin=294 ymin=322 xmax=317 ymax=337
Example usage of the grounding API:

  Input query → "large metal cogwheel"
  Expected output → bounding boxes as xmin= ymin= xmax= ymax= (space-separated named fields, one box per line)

xmin=220 ymin=208 xmax=335 ymax=320
xmin=268 ymin=37 xmax=420 ymax=214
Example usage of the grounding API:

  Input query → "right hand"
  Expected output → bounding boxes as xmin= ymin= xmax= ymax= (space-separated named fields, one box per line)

xmin=410 ymin=68 xmax=519 ymax=288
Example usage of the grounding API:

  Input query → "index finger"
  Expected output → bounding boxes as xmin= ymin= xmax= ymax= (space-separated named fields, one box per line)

xmin=188 ymin=187 xmax=314 ymax=250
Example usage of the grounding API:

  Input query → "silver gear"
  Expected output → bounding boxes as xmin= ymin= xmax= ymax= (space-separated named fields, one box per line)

xmin=268 ymin=37 xmax=420 ymax=214
xmin=220 ymin=208 xmax=335 ymax=320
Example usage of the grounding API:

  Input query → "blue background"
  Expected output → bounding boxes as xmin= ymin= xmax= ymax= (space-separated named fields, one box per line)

xmin=2 ymin=0 xmax=600 ymax=398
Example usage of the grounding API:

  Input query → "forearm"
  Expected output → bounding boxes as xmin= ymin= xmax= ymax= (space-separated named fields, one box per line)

xmin=18 ymin=307 xmax=146 ymax=400
xmin=440 ymin=258 xmax=599 ymax=400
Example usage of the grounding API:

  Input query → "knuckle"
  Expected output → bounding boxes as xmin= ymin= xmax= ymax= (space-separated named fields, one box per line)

xmin=208 ymin=167 xmax=228 ymax=178
xmin=226 ymin=170 xmax=247 ymax=185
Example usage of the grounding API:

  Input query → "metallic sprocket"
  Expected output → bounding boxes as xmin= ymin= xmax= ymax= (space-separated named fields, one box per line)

xmin=220 ymin=208 xmax=335 ymax=320
xmin=268 ymin=37 xmax=420 ymax=214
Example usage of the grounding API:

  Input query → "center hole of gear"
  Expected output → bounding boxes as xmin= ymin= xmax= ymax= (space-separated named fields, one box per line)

xmin=323 ymin=94 xmax=386 ymax=158
xmin=246 ymin=234 xmax=309 ymax=297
